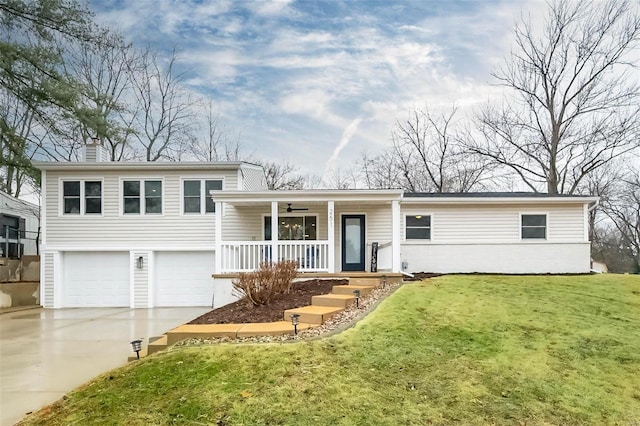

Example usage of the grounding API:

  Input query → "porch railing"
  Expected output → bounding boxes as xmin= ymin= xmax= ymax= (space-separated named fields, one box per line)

xmin=220 ymin=241 xmax=330 ymax=273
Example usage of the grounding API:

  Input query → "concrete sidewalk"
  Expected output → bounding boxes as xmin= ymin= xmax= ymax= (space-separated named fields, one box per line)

xmin=0 ymin=307 xmax=209 ymax=426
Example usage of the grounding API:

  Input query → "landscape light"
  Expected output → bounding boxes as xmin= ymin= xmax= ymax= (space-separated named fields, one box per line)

xmin=382 ymin=274 xmax=387 ymax=289
xmin=290 ymin=313 xmax=300 ymax=335
xmin=130 ymin=339 xmax=143 ymax=359
xmin=353 ymin=289 xmax=361 ymax=308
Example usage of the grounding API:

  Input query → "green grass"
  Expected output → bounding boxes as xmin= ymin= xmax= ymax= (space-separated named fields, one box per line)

xmin=22 ymin=275 xmax=640 ymax=425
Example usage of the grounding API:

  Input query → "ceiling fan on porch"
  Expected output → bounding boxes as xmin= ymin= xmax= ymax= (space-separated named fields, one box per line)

xmin=284 ymin=203 xmax=308 ymax=213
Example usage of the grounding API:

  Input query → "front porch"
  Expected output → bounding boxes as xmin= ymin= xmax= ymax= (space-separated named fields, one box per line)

xmin=212 ymin=190 xmax=404 ymax=274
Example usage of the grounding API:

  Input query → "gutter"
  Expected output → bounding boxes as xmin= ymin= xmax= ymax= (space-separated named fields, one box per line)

xmin=588 ymin=199 xmax=600 ymax=212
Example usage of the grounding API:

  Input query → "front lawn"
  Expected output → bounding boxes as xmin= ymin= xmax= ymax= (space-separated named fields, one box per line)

xmin=21 ymin=275 xmax=640 ymax=425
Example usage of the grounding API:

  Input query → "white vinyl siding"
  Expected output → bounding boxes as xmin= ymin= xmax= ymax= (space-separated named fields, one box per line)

xmin=44 ymin=169 xmax=238 ymax=249
xmin=42 ymin=252 xmax=54 ymax=307
xmin=400 ymin=204 xmax=586 ymax=243
xmin=132 ymin=251 xmax=150 ymax=308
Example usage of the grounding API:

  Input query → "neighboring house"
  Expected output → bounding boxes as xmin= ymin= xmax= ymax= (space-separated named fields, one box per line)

xmin=35 ymin=141 xmax=598 ymax=309
xmin=0 ymin=190 xmax=39 ymax=258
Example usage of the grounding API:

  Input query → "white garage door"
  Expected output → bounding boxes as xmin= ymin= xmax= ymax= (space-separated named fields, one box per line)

xmin=154 ymin=251 xmax=215 ymax=307
xmin=63 ymin=252 xmax=130 ymax=307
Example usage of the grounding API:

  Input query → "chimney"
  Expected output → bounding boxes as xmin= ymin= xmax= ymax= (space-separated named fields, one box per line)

xmin=83 ymin=138 xmax=109 ymax=162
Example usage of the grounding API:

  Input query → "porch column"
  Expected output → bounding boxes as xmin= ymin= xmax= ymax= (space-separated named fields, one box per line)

xmin=271 ymin=201 xmax=278 ymax=264
xmin=327 ymin=201 xmax=335 ymax=273
xmin=392 ymin=199 xmax=401 ymax=273
xmin=215 ymin=201 xmax=222 ymax=273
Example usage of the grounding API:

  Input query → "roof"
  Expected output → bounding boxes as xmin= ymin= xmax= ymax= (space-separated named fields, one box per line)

xmin=405 ymin=191 xmax=591 ymax=198
xmin=32 ymin=161 xmax=263 ymax=171
xmin=402 ymin=191 xmax=598 ymax=204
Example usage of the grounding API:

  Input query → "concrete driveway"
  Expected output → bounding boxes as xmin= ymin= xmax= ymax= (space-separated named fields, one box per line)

xmin=0 ymin=307 xmax=209 ymax=426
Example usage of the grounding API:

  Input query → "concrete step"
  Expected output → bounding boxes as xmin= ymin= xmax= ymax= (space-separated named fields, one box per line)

xmin=147 ymin=335 xmax=168 ymax=355
xmin=312 ymin=293 xmax=356 ymax=308
xmin=284 ymin=305 xmax=343 ymax=325
xmin=331 ymin=284 xmax=375 ymax=296
xmin=348 ymin=277 xmax=381 ymax=287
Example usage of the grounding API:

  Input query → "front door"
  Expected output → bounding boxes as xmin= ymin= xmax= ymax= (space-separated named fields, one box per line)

xmin=341 ymin=215 xmax=365 ymax=271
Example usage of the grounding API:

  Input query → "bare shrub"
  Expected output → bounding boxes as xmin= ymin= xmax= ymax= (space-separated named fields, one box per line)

xmin=232 ymin=261 xmax=299 ymax=306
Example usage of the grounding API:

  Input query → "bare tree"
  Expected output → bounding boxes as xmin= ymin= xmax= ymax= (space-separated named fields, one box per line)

xmin=323 ymin=167 xmax=358 ymax=190
xmin=361 ymin=106 xmax=490 ymax=192
xmin=128 ymin=50 xmax=195 ymax=161
xmin=469 ymin=0 xmax=640 ymax=194
xmin=601 ymin=168 xmax=640 ymax=272
xmin=190 ymin=98 xmax=244 ymax=162
xmin=65 ymin=32 xmax=139 ymax=161
xmin=259 ymin=160 xmax=306 ymax=190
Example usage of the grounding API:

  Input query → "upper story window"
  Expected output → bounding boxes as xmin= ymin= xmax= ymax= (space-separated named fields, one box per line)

xmin=183 ymin=179 xmax=222 ymax=214
xmin=123 ymin=180 xmax=162 ymax=215
xmin=521 ymin=214 xmax=547 ymax=239
xmin=63 ymin=180 xmax=102 ymax=215
xmin=405 ymin=215 xmax=431 ymax=240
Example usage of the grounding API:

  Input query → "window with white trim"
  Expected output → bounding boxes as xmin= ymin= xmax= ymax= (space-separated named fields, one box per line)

xmin=264 ymin=216 xmax=317 ymax=240
xmin=123 ymin=180 xmax=162 ymax=214
xmin=183 ymin=179 xmax=222 ymax=213
xmin=405 ymin=215 xmax=431 ymax=240
xmin=62 ymin=180 xmax=102 ymax=215
xmin=521 ymin=214 xmax=546 ymax=239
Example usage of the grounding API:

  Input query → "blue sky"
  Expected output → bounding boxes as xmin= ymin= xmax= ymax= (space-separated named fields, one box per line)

xmin=89 ymin=0 xmax=542 ymax=180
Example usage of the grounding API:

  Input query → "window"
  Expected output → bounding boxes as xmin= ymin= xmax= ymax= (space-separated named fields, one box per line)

xmin=123 ymin=180 xmax=162 ymax=214
xmin=63 ymin=180 xmax=102 ymax=215
xmin=183 ymin=179 xmax=222 ymax=214
xmin=84 ymin=181 xmax=102 ymax=214
xmin=0 ymin=214 xmax=21 ymax=239
xmin=63 ymin=181 xmax=80 ymax=214
xmin=406 ymin=215 xmax=431 ymax=240
xmin=264 ymin=216 xmax=317 ymax=240
xmin=521 ymin=214 xmax=546 ymax=239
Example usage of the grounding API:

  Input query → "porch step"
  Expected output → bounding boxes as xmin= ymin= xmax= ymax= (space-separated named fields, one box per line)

xmin=348 ymin=277 xmax=381 ymax=287
xmin=284 ymin=305 xmax=344 ymax=325
xmin=147 ymin=335 xmax=168 ymax=355
xmin=312 ymin=293 xmax=356 ymax=308
xmin=331 ymin=284 xmax=375 ymax=296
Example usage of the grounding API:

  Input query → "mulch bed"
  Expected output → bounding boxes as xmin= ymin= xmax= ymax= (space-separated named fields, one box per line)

xmin=188 ymin=279 xmax=346 ymax=324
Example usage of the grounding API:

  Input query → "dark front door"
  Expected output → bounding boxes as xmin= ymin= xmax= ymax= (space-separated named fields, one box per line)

xmin=341 ymin=215 xmax=365 ymax=271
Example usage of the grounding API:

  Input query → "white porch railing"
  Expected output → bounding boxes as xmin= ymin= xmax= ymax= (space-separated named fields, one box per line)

xmin=220 ymin=241 xmax=330 ymax=273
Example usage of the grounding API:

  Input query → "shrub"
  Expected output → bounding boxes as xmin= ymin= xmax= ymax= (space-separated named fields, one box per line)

xmin=232 ymin=260 xmax=299 ymax=306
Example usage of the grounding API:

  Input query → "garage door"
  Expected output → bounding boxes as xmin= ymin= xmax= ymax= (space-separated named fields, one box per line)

xmin=154 ymin=251 xmax=215 ymax=307
xmin=62 ymin=252 xmax=130 ymax=307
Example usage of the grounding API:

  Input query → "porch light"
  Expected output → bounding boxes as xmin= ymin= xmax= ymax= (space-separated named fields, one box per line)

xmin=353 ymin=289 xmax=361 ymax=308
xmin=290 ymin=313 xmax=300 ymax=335
xmin=130 ymin=339 xmax=143 ymax=359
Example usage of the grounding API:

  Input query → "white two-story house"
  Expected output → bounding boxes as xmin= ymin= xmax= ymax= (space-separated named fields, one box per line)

xmin=35 ymin=141 xmax=598 ymax=309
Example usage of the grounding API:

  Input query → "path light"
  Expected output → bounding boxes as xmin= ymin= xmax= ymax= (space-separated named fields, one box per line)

xmin=382 ymin=275 xmax=387 ymax=289
xmin=130 ymin=339 xmax=143 ymax=359
xmin=290 ymin=313 xmax=300 ymax=335
xmin=353 ymin=289 xmax=361 ymax=308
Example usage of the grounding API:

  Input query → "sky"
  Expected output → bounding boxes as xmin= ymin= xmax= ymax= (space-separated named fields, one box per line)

xmin=88 ymin=0 xmax=543 ymax=181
